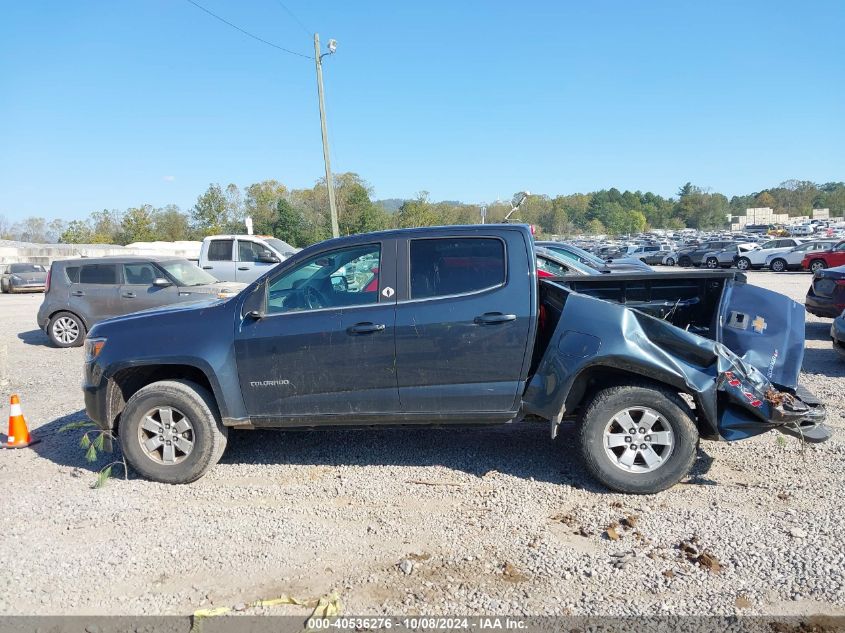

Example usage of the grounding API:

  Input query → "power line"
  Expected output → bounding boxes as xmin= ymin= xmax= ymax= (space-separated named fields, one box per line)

xmin=184 ymin=0 xmax=313 ymax=59
xmin=273 ymin=0 xmax=312 ymax=37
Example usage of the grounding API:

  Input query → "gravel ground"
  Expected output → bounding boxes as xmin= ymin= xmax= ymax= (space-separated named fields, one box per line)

xmin=0 ymin=272 xmax=843 ymax=618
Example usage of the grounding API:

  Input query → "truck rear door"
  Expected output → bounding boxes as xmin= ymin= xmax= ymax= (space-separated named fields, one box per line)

xmin=393 ymin=231 xmax=534 ymax=413
xmin=201 ymin=238 xmax=236 ymax=282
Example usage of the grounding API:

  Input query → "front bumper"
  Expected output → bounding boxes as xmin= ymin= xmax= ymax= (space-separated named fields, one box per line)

xmin=10 ymin=282 xmax=45 ymax=292
xmin=83 ymin=360 xmax=110 ymax=431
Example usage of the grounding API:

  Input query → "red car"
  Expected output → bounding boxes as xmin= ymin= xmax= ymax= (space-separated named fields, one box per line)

xmin=802 ymin=241 xmax=845 ymax=273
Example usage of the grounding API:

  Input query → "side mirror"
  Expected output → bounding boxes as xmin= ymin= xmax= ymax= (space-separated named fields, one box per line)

xmin=245 ymin=310 xmax=263 ymax=320
xmin=257 ymin=254 xmax=280 ymax=264
xmin=153 ymin=278 xmax=173 ymax=288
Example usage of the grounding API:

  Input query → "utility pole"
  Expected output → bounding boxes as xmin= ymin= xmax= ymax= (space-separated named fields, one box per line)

xmin=314 ymin=33 xmax=339 ymax=238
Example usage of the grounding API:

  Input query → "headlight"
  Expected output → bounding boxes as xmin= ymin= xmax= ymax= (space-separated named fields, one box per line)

xmin=10 ymin=275 xmax=22 ymax=282
xmin=84 ymin=338 xmax=107 ymax=361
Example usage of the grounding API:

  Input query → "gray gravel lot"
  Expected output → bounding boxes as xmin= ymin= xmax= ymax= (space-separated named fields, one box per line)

xmin=0 ymin=272 xmax=843 ymax=617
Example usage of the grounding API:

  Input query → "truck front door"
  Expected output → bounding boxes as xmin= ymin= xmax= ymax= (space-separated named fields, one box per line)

xmin=393 ymin=233 xmax=533 ymax=413
xmin=235 ymin=240 xmax=399 ymax=420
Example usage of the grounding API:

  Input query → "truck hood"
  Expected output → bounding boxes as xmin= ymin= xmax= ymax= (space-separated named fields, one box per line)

xmin=91 ymin=297 xmax=227 ymax=335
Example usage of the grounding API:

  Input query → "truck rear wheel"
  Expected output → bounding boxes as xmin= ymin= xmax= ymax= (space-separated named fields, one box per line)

xmin=578 ymin=383 xmax=698 ymax=494
xmin=119 ymin=380 xmax=228 ymax=484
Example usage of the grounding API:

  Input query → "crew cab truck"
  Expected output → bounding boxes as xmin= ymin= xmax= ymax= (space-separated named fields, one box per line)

xmin=83 ymin=225 xmax=829 ymax=493
xmin=198 ymin=235 xmax=298 ymax=283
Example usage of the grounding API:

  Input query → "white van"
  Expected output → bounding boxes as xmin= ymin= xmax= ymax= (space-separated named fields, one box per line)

xmin=198 ymin=235 xmax=299 ymax=283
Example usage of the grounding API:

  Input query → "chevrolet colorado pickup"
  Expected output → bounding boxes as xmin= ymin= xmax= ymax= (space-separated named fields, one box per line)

xmin=83 ymin=225 xmax=829 ymax=493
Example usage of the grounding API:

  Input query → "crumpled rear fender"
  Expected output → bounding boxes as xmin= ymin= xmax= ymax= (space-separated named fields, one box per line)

xmin=523 ymin=292 xmax=826 ymax=442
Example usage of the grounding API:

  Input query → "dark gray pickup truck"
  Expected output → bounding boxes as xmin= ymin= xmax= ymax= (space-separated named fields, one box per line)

xmin=83 ymin=225 xmax=828 ymax=493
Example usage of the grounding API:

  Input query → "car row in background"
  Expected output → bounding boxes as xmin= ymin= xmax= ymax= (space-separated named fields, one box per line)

xmin=0 ymin=263 xmax=48 ymax=293
xmin=36 ymin=256 xmax=245 ymax=347
xmin=534 ymin=241 xmax=652 ymax=273
xmin=801 ymin=241 xmax=845 ymax=273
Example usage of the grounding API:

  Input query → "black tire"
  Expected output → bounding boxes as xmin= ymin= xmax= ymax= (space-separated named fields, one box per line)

xmin=705 ymin=257 xmax=719 ymax=269
xmin=770 ymin=258 xmax=787 ymax=273
xmin=119 ymin=379 xmax=228 ymax=484
xmin=578 ymin=382 xmax=699 ymax=494
xmin=0 ymin=279 xmax=8 ymax=293
xmin=810 ymin=259 xmax=826 ymax=274
xmin=678 ymin=256 xmax=692 ymax=267
xmin=48 ymin=311 xmax=86 ymax=348
xmin=736 ymin=257 xmax=751 ymax=271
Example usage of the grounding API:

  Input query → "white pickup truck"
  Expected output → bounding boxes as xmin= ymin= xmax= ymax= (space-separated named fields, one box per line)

xmin=198 ymin=235 xmax=298 ymax=283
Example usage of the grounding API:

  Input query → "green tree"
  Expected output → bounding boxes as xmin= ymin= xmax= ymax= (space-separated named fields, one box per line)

xmin=60 ymin=220 xmax=93 ymax=244
xmin=398 ymin=192 xmax=438 ymax=228
xmin=192 ymin=184 xmax=230 ymax=235
xmin=244 ymin=180 xmax=287 ymax=234
xmin=119 ymin=205 xmax=156 ymax=244
xmin=153 ymin=205 xmax=191 ymax=241
xmin=272 ymin=198 xmax=304 ymax=246
xmin=89 ymin=209 xmax=122 ymax=243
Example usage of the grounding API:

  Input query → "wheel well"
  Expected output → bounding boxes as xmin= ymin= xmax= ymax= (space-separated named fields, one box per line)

xmin=48 ymin=309 xmax=87 ymax=330
xmin=106 ymin=365 xmax=215 ymax=434
xmin=563 ymin=367 xmax=713 ymax=437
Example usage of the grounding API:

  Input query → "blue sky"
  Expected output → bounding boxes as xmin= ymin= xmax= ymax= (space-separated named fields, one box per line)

xmin=1 ymin=0 xmax=843 ymax=221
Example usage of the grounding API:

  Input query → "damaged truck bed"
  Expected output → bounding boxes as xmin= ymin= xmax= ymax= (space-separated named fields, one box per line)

xmin=82 ymin=224 xmax=828 ymax=493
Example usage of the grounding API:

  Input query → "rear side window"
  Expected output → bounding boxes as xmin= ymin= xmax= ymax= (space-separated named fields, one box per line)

xmin=79 ymin=264 xmax=118 ymax=284
xmin=207 ymin=240 xmax=233 ymax=262
xmin=65 ymin=266 xmax=80 ymax=283
xmin=410 ymin=237 xmax=506 ymax=299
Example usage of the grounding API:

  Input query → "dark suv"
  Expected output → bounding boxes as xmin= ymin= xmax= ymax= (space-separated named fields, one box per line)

xmin=37 ymin=257 xmax=244 ymax=347
xmin=676 ymin=240 xmax=735 ymax=267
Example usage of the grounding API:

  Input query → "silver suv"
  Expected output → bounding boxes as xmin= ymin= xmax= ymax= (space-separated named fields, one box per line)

xmin=37 ymin=257 xmax=244 ymax=347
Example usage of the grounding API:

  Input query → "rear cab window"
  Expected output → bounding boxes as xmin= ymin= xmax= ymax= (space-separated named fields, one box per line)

xmin=409 ymin=237 xmax=506 ymax=299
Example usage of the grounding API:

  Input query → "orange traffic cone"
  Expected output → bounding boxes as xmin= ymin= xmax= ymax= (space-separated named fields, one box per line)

xmin=2 ymin=394 xmax=34 ymax=449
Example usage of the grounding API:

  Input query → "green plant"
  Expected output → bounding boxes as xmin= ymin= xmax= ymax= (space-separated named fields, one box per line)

xmin=60 ymin=420 xmax=127 ymax=488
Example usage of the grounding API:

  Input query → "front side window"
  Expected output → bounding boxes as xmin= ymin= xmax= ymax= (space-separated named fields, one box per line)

xmin=238 ymin=240 xmax=275 ymax=262
xmin=123 ymin=263 xmax=159 ymax=285
xmin=79 ymin=264 xmax=118 ymax=284
xmin=207 ymin=239 xmax=233 ymax=262
xmin=410 ymin=237 xmax=505 ymax=299
xmin=835 ymin=242 xmax=845 ymax=252
xmin=267 ymin=244 xmax=381 ymax=314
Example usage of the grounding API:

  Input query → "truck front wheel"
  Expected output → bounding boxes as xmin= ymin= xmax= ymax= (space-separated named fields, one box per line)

xmin=119 ymin=380 xmax=228 ymax=484
xmin=578 ymin=383 xmax=698 ymax=494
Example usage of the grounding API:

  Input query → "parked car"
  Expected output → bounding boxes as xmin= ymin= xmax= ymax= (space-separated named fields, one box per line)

xmin=735 ymin=238 xmax=804 ymax=271
xmin=662 ymin=251 xmax=679 ymax=266
xmin=37 ymin=257 xmax=245 ymax=347
xmin=675 ymin=240 xmax=737 ymax=267
xmin=805 ymin=265 xmax=845 ymax=318
xmin=701 ymin=245 xmax=740 ymax=269
xmin=800 ymin=241 xmax=845 ymax=273
xmin=534 ymin=241 xmax=651 ymax=273
xmin=832 ymin=311 xmax=845 ymax=360
xmin=1 ymin=263 xmax=48 ymax=293
xmin=535 ymin=247 xmax=599 ymax=278
xmin=199 ymin=235 xmax=298 ymax=283
xmin=82 ymin=225 xmax=827 ymax=494
xmin=628 ymin=245 xmax=671 ymax=265
xmin=765 ymin=240 xmax=840 ymax=272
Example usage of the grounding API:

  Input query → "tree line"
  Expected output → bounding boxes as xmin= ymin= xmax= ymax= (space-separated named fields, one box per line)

xmin=1 ymin=176 xmax=843 ymax=247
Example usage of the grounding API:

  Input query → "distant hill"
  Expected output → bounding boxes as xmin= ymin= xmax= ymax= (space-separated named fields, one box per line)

xmin=375 ymin=198 xmax=405 ymax=213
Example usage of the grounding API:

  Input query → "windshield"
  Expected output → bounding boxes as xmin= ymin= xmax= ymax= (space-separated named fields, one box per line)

xmin=9 ymin=264 xmax=45 ymax=273
xmin=159 ymin=260 xmax=219 ymax=286
xmin=265 ymin=238 xmax=296 ymax=256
